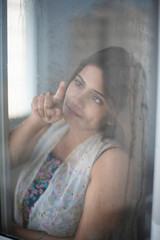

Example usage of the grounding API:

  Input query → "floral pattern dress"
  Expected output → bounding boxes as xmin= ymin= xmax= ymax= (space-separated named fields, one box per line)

xmin=22 ymin=153 xmax=62 ymax=227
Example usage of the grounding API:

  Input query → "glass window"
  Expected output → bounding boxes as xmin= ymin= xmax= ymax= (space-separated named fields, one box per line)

xmin=0 ymin=0 xmax=158 ymax=239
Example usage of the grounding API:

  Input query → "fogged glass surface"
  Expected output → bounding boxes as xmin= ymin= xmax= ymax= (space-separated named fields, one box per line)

xmin=7 ymin=0 xmax=157 ymax=239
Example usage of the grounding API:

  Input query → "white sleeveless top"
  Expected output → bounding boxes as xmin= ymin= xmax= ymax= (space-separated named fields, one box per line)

xmin=14 ymin=119 xmax=117 ymax=237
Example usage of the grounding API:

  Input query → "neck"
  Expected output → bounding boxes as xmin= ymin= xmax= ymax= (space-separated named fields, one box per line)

xmin=66 ymin=126 xmax=98 ymax=145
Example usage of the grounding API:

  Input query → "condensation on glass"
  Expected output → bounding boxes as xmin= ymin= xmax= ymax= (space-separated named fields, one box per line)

xmin=0 ymin=0 xmax=158 ymax=239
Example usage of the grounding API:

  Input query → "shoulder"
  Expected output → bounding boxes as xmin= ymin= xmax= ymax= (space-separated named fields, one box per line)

xmin=90 ymin=148 xmax=130 ymax=204
xmin=92 ymin=147 xmax=129 ymax=176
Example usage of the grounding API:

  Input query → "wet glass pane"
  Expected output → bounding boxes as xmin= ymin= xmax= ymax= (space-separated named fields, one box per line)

xmin=6 ymin=0 xmax=158 ymax=239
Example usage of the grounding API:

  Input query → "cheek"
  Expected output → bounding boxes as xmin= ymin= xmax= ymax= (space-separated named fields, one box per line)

xmin=86 ymin=108 xmax=106 ymax=125
xmin=96 ymin=108 xmax=108 ymax=124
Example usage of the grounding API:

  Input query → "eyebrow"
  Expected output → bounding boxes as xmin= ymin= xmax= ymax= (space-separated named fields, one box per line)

xmin=77 ymin=74 xmax=85 ymax=84
xmin=77 ymin=74 xmax=105 ymax=99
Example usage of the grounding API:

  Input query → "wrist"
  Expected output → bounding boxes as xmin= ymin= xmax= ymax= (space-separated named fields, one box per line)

xmin=27 ymin=114 xmax=50 ymax=131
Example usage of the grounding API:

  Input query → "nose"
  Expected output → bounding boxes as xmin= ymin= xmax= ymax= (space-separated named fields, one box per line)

xmin=73 ymin=91 xmax=86 ymax=109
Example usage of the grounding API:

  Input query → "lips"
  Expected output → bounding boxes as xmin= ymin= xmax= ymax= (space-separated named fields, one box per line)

xmin=66 ymin=104 xmax=81 ymax=117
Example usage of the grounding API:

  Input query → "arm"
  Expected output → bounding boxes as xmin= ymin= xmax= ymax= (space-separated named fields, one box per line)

xmin=10 ymin=82 xmax=66 ymax=168
xmin=12 ymin=224 xmax=73 ymax=240
xmin=9 ymin=115 xmax=49 ymax=168
xmin=74 ymin=148 xmax=130 ymax=239
xmin=13 ymin=149 xmax=130 ymax=240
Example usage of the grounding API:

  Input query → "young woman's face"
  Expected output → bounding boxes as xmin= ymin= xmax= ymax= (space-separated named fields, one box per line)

xmin=63 ymin=65 xmax=109 ymax=135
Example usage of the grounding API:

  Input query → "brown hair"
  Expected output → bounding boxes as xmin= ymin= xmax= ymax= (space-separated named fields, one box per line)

xmin=68 ymin=47 xmax=145 ymax=146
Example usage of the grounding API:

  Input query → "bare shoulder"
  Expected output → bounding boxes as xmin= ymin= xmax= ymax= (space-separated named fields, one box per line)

xmin=91 ymin=148 xmax=129 ymax=178
xmin=90 ymin=148 xmax=130 ymax=209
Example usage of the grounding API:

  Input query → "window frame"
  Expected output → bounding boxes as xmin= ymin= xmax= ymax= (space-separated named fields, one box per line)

xmin=0 ymin=0 xmax=12 ymax=234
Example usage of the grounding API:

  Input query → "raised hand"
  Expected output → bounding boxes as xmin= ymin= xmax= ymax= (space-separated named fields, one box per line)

xmin=31 ymin=81 xmax=66 ymax=126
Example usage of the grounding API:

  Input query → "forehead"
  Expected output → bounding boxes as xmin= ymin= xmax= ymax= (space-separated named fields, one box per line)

xmin=78 ymin=65 xmax=105 ymax=93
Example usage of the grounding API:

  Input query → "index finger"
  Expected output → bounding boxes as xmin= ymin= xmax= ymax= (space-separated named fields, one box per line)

xmin=54 ymin=81 xmax=66 ymax=105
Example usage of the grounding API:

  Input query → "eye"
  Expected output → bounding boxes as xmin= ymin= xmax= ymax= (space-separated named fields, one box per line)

xmin=93 ymin=95 xmax=102 ymax=104
xmin=75 ymin=79 xmax=83 ymax=88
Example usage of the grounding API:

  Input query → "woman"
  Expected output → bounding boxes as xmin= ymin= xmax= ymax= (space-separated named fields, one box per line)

xmin=10 ymin=47 xmax=139 ymax=240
